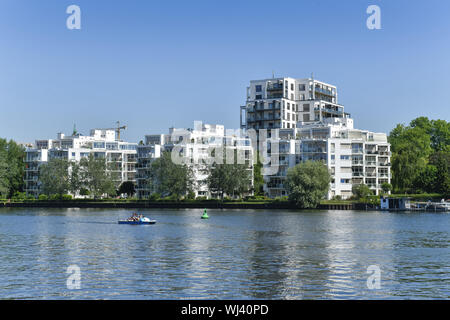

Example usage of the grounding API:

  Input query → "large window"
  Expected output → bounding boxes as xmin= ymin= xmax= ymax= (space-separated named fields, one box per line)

xmin=255 ymin=85 xmax=262 ymax=92
xmin=93 ymin=142 xmax=105 ymax=149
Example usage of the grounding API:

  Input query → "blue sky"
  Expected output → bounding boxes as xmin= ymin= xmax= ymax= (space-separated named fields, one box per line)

xmin=0 ymin=0 xmax=449 ymax=143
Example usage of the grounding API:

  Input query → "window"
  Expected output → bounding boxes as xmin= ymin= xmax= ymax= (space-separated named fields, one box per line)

xmin=255 ymin=85 xmax=262 ymax=92
xmin=299 ymin=84 xmax=306 ymax=91
xmin=303 ymin=104 xmax=310 ymax=112
xmin=290 ymin=83 xmax=294 ymax=91
xmin=255 ymin=94 xmax=262 ymax=100
xmin=72 ymin=152 xmax=76 ymax=157
xmin=287 ymin=103 xmax=290 ymax=110
xmin=340 ymin=155 xmax=350 ymax=160
xmin=93 ymin=142 xmax=105 ymax=149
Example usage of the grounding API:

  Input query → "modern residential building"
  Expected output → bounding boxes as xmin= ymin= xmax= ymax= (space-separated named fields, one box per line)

xmin=136 ymin=121 xmax=254 ymax=199
xmin=240 ymin=76 xmax=349 ymax=132
xmin=24 ymin=128 xmax=137 ymax=197
xmin=264 ymin=117 xmax=391 ymax=199
xmin=240 ymin=75 xmax=390 ymax=199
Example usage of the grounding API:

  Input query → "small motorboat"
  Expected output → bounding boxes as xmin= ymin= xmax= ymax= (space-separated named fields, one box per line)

xmin=118 ymin=213 xmax=156 ymax=225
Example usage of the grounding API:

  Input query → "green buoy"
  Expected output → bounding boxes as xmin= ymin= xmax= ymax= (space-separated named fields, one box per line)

xmin=201 ymin=209 xmax=209 ymax=219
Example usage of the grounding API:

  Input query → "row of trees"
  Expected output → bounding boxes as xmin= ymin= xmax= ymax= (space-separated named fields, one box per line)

xmin=0 ymin=139 xmax=25 ymax=198
xmin=39 ymin=155 xmax=118 ymax=198
xmin=145 ymin=151 xmax=253 ymax=199
xmin=389 ymin=117 xmax=449 ymax=195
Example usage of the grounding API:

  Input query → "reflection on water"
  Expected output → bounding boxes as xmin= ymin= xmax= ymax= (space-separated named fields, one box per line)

xmin=0 ymin=208 xmax=448 ymax=299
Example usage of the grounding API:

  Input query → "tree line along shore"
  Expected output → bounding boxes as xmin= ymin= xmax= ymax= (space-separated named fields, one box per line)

xmin=1 ymin=117 xmax=449 ymax=209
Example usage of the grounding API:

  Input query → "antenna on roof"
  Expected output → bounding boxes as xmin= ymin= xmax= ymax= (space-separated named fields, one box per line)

xmin=73 ymin=124 xmax=77 ymax=136
xmin=272 ymin=70 xmax=275 ymax=79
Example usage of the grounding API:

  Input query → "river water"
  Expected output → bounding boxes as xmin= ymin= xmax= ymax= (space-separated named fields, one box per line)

xmin=0 ymin=208 xmax=448 ymax=299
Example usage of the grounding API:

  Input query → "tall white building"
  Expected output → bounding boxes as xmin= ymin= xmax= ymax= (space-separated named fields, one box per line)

xmin=264 ymin=117 xmax=391 ymax=199
xmin=136 ymin=121 xmax=254 ymax=199
xmin=24 ymin=128 xmax=137 ymax=197
xmin=240 ymin=77 xmax=348 ymax=131
xmin=240 ymin=75 xmax=391 ymax=199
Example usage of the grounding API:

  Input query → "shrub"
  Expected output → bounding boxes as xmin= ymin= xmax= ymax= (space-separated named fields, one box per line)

xmin=12 ymin=191 xmax=27 ymax=200
xmin=49 ymin=194 xmax=61 ymax=201
xmin=195 ymin=196 xmax=207 ymax=201
xmin=79 ymin=188 xmax=90 ymax=196
xmin=148 ymin=193 xmax=160 ymax=201
xmin=352 ymin=184 xmax=373 ymax=200
xmin=186 ymin=191 xmax=196 ymax=200
xmin=38 ymin=194 xmax=48 ymax=201
xmin=61 ymin=194 xmax=72 ymax=201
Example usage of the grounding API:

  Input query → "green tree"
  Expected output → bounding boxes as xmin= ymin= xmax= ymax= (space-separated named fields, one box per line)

xmin=206 ymin=148 xmax=252 ymax=199
xmin=0 ymin=151 xmax=9 ymax=197
xmin=39 ymin=158 xmax=70 ymax=196
xmin=0 ymin=139 xmax=25 ymax=197
xmin=285 ymin=161 xmax=331 ymax=208
xmin=381 ymin=182 xmax=393 ymax=194
xmin=118 ymin=181 xmax=135 ymax=197
xmin=352 ymin=184 xmax=372 ymax=199
xmin=412 ymin=165 xmax=437 ymax=193
xmin=68 ymin=161 xmax=82 ymax=195
xmin=80 ymin=154 xmax=116 ymax=198
xmin=389 ymin=117 xmax=449 ymax=194
xmin=5 ymin=140 xmax=25 ymax=197
xmin=389 ymin=124 xmax=432 ymax=192
xmin=147 ymin=151 xmax=194 ymax=199
xmin=253 ymin=152 xmax=264 ymax=196
xmin=430 ymin=151 xmax=450 ymax=196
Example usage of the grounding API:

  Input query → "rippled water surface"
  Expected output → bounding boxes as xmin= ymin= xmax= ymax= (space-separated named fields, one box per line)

xmin=0 ymin=208 xmax=448 ymax=299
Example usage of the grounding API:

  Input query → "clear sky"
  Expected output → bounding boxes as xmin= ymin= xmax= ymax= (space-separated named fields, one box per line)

xmin=0 ymin=0 xmax=449 ymax=143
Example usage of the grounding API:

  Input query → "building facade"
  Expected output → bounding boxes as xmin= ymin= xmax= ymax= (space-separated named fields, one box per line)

xmin=136 ymin=121 xmax=254 ymax=199
xmin=24 ymin=129 xmax=137 ymax=197
xmin=264 ymin=117 xmax=391 ymax=199
xmin=240 ymin=77 xmax=348 ymax=132
xmin=240 ymin=75 xmax=390 ymax=200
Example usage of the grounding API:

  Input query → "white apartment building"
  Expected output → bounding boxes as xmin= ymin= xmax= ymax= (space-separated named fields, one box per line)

xmin=24 ymin=129 xmax=137 ymax=197
xmin=240 ymin=76 xmax=349 ymax=131
xmin=136 ymin=121 xmax=254 ymax=199
xmin=264 ymin=117 xmax=391 ymax=199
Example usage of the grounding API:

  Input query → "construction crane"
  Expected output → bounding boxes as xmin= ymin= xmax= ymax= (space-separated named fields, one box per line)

xmin=114 ymin=121 xmax=127 ymax=141
xmin=102 ymin=121 xmax=127 ymax=141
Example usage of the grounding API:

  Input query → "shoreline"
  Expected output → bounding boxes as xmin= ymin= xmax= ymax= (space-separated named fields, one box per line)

xmin=0 ymin=200 xmax=359 ymax=210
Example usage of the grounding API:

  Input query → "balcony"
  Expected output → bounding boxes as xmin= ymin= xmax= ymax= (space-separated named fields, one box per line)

xmin=378 ymin=162 xmax=390 ymax=166
xmin=267 ymin=184 xmax=284 ymax=189
xmin=352 ymin=172 xmax=365 ymax=177
xmin=267 ymin=83 xmax=283 ymax=91
xmin=267 ymin=93 xmax=283 ymax=99
xmin=314 ymin=87 xmax=335 ymax=96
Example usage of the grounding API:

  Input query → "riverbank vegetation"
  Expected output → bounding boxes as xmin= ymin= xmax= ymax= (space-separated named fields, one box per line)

xmin=389 ymin=117 xmax=449 ymax=197
xmin=0 ymin=117 xmax=448 ymax=208
xmin=0 ymin=139 xmax=25 ymax=198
